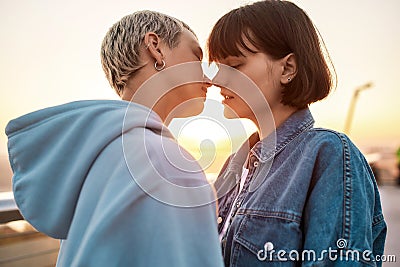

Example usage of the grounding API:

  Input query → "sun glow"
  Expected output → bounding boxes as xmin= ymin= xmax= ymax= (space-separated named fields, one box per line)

xmin=169 ymin=87 xmax=258 ymax=179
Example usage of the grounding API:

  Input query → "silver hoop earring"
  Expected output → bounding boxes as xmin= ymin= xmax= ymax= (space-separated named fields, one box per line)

xmin=154 ymin=60 xmax=166 ymax=71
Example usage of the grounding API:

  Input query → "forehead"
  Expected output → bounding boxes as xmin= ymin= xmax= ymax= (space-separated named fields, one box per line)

xmin=179 ymin=28 xmax=199 ymax=47
xmin=208 ymin=26 xmax=258 ymax=62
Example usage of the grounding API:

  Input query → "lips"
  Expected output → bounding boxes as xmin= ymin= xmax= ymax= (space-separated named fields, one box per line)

xmin=201 ymin=80 xmax=212 ymax=95
xmin=220 ymin=91 xmax=234 ymax=100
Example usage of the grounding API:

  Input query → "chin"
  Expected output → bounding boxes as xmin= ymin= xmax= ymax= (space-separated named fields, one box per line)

xmin=169 ymin=100 xmax=205 ymax=119
xmin=184 ymin=101 xmax=204 ymax=117
xmin=223 ymin=105 xmax=240 ymax=119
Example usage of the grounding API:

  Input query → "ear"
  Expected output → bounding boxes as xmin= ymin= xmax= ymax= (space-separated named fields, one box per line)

xmin=280 ymin=53 xmax=297 ymax=85
xmin=143 ymin=32 xmax=164 ymax=66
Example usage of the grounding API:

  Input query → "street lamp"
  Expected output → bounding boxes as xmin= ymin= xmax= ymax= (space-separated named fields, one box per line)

xmin=344 ymin=82 xmax=373 ymax=134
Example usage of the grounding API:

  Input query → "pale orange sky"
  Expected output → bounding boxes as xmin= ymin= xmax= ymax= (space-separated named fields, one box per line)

xmin=0 ymin=0 xmax=399 ymax=156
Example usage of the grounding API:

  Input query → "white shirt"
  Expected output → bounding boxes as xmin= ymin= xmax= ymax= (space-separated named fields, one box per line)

xmin=219 ymin=166 xmax=249 ymax=242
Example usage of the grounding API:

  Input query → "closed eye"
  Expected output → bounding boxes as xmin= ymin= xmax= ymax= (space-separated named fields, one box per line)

xmin=194 ymin=46 xmax=203 ymax=61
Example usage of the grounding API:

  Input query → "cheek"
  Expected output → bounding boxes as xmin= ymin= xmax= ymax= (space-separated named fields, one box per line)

xmin=249 ymin=65 xmax=282 ymax=104
xmin=225 ymin=96 xmax=253 ymax=116
xmin=165 ymin=53 xmax=186 ymax=69
xmin=176 ymin=83 xmax=204 ymax=101
xmin=250 ymin=66 xmax=269 ymax=87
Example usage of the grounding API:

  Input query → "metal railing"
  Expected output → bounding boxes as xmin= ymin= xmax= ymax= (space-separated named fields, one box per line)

xmin=0 ymin=192 xmax=23 ymax=224
xmin=0 ymin=192 xmax=59 ymax=267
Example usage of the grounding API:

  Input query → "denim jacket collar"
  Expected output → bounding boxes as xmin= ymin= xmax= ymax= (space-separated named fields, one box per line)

xmin=251 ymin=108 xmax=314 ymax=163
xmin=224 ymin=108 xmax=314 ymax=179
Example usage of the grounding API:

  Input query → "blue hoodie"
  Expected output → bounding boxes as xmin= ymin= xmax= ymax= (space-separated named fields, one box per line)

xmin=6 ymin=100 xmax=224 ymax=267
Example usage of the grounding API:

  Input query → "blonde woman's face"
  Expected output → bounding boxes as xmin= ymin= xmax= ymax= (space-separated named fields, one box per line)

xmin=161 ymin=29 xmax=209 ymax=120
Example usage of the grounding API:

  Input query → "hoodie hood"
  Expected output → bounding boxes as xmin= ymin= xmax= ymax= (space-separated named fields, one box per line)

xmin=6 ymin=100 xmax=171 ymax=238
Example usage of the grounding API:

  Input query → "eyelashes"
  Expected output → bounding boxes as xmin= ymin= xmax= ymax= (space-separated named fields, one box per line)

xmin=230 ymin=64 xmax=242 ymax=69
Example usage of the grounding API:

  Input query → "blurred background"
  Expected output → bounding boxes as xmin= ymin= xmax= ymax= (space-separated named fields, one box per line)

xmin=0 ymin=0 xmax=399 ymax=266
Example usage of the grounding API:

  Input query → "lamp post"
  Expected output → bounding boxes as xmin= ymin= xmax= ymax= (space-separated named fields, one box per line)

xmin=344 ymin=82 xmax=373 ymax=134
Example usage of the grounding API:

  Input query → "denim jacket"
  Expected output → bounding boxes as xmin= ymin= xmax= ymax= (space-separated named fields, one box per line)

xmin=214 ymin=108 xmax=387 ymax=266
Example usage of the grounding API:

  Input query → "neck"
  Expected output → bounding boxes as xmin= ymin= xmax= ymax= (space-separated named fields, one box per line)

xmin=121 ymin=69 xmax=171 ymax=125
xmin=252 ymin=104 xmax=298 ymax=140
xmin=121 ymin=95 xmax=170 ymax=125
xmin=122 ymin=91 xmax=169 ymax=125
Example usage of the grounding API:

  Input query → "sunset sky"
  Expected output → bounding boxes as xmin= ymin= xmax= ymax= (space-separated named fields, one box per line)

xmin=1 ymin=0 xmax=399 ymax=161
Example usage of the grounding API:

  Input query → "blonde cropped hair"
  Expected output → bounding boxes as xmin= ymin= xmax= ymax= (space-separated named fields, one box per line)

xmin=101 ymin=10 xmax=194 ymax=96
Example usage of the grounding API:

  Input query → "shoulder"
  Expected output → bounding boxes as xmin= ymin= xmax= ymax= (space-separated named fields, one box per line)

xmin=305 ymin=128 xmax=361 ymax=156
xmin=305 ymin=128 xmax=372 ymax=178
xmin=127 ymin=128 xmax=209 ymax=186
xmin=122 ymin=128 xmax=216 ymax=207
xmin=307 ymin=128 xmax=349 ymax=145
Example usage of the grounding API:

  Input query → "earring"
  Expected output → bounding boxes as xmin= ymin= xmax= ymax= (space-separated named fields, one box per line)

xmin=154 ymin=60 xmax=166 ymax=71
xmin=287 ymin=77 xmax=291 ymax=81
xmin=145 ymin=43 xmax=151 ymax=49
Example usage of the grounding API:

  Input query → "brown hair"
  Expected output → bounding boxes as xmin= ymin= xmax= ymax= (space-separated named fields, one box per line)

xmin=207 ymin=0 xmax=336 ymax=109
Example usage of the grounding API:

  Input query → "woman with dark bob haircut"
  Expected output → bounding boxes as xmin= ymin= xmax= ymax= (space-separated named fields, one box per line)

xmin=208 ymin=1 xmax=386 ymax=266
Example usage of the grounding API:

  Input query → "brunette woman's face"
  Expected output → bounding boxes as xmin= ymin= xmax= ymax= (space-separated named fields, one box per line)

xmin=214 ymin=42 xmax=284 ymax=122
